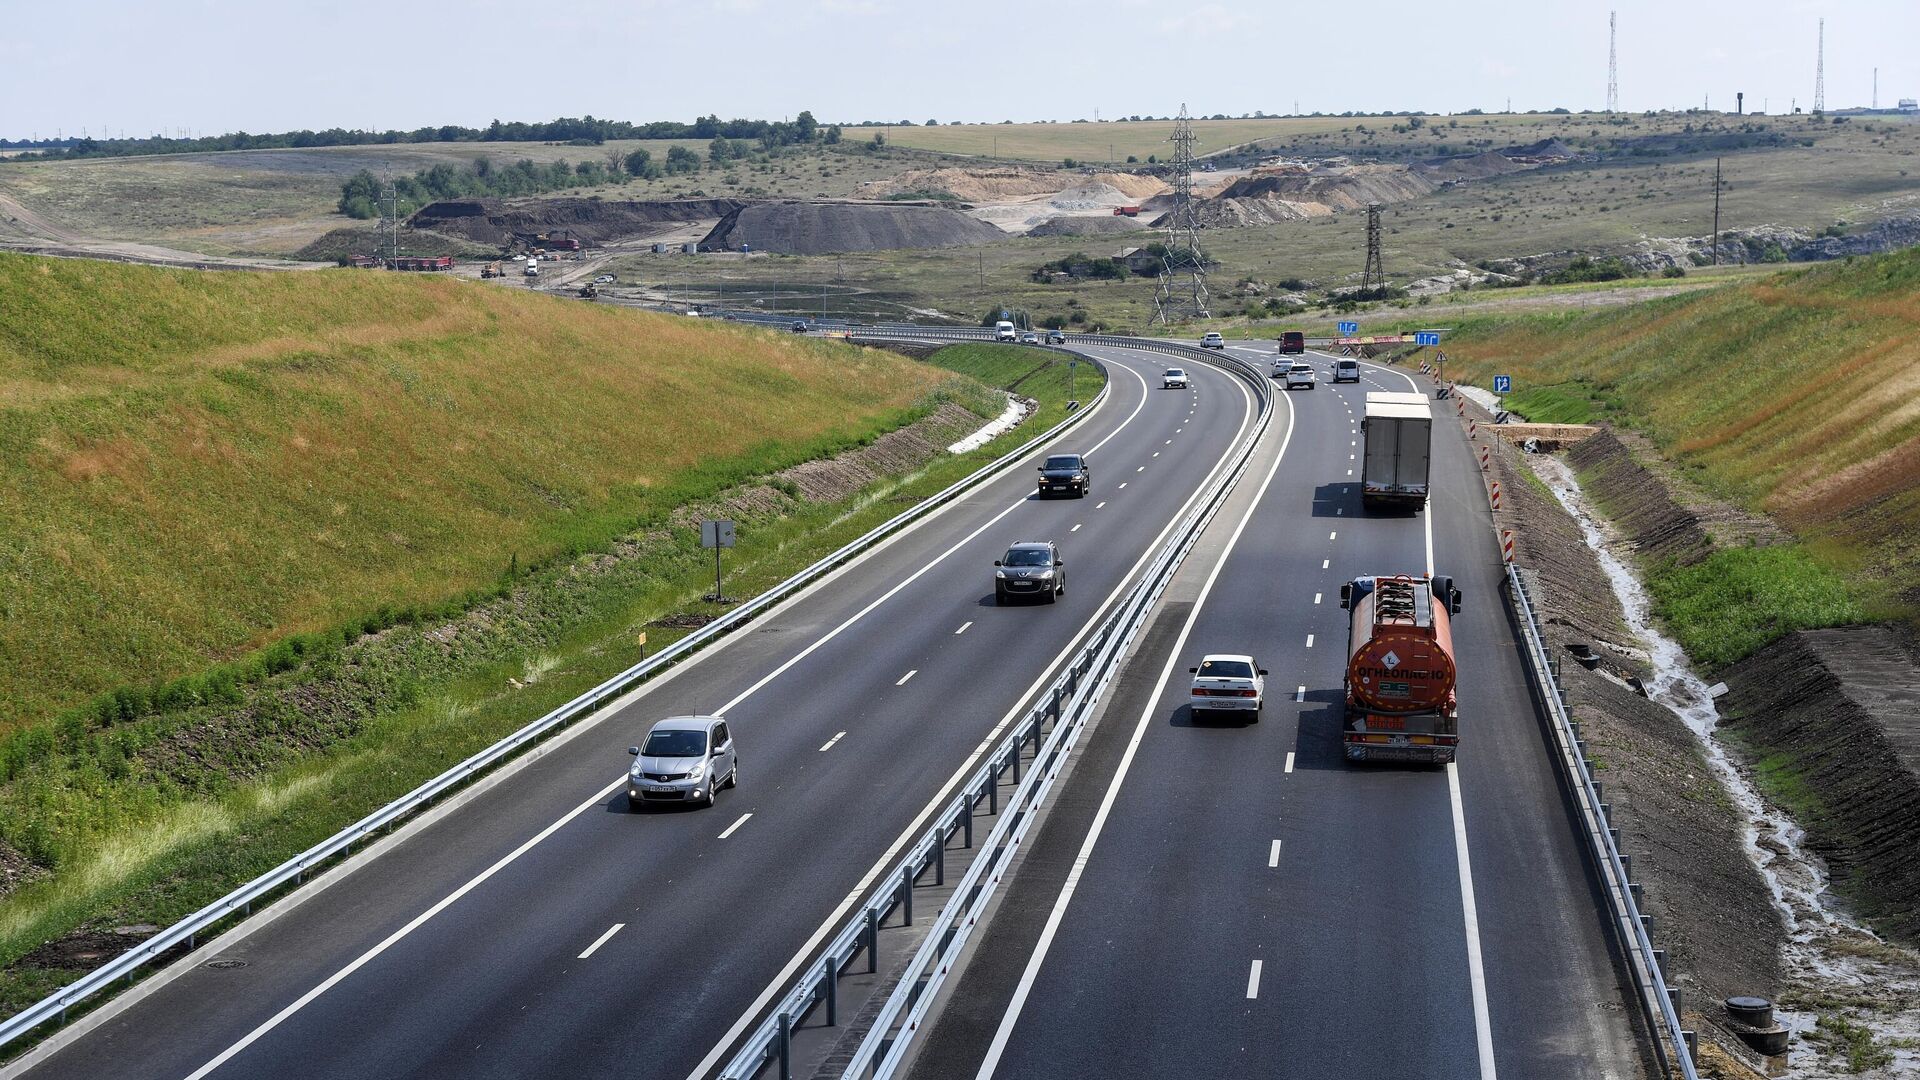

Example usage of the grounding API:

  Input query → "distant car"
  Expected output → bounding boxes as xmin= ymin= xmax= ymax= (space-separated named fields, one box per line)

xmin=1021 ymin=331 xmax=1041 ymax=345
xmin=1333 ymin=359 xmax=1360 ymax=383
xmin=593 ymin=274 xmax=616 ymax=284
xmin=1188 ymin=655 xmax=1268 ymax=719
xmin=790 ymin=320 xmax=809 ymax=333
xmin=994 ymin=540 xmax=1065 ymax=605
xmin=1163 ymin=367 xmax=1190 ymax=389
xmin=1036 ymin=453 xmax=1090 ymax=498
xmin=627 ymin=716 xmax=737 ymax=809
xmin=1046 ymin=329 xmax=1067 ymax=344
xmin=995 ymin=320 xmax=1018 ymax=342
xmin=1201 ymin=332 xmax=1226 ymax=349
xmin=1283 ymin=362 xmax=1317 ymax=390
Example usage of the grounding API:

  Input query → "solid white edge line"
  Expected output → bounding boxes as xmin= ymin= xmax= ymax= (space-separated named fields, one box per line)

xmin=972 ymin=380 xmax=1294 ymax=1080
xmin=1246 ymin=958 xmax=1264 ymax=1000
xmin=577 ymin=923 xmax=625 ymax=960
xmin=818 ymin=732 xmax=846 ymax=752
xmin=181 ymin=779 xmax=625 ymax=1080
xmin=1451 ymin=763 xmax=1499 ymax=1080
xmin=687 ymin=351 xmax=1259 ymax=1080
xmin=718 ymin=813 xmax=754 ymax=840
xmin=1267 ymin=840 xmax=1282 ymax=868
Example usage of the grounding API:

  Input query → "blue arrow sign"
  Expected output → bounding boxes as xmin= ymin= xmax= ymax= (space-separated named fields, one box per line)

xmin=1415 ymin=331 xmax=1441 ymax=346
xmin=1493 ymin=375 xmax=1512 ymax=394
xmin=1337 ymin=321 xmax=1358 ymax=335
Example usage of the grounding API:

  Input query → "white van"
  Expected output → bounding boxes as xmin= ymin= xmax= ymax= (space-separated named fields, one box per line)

xmin=995 ymin=321 xmax=1018 ymax=342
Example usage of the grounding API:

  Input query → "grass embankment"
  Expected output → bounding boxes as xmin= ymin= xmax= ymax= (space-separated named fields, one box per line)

xmin=1439 ymin=247 xmax=1920 ymax=658
xmin=0 ymin=319 xmax=1097 ymax=1026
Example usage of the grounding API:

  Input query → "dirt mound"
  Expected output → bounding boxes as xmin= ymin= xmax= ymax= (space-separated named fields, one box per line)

xmin=1566 ymin=428 xmax=1713 ymax=565
xmin=1413 ymin=150 xmax=1534 ymax=183
xmin=1506 ymin=137 xmax=1577 ymax=160
xmin=408 ymin=197 xmax=745 ymax=247
xmin=1027 ymin=215 xmax=1148 ymax=237
xmin=1175 ymin=166 xmax=1437 ymax=229
xmin=1720 ymin=627 xmax=1920 ymax=945
xmin=292 ymin=225 xmax=481 ymax=262
xmin=866 ymin=167 xmax=1165 ymax=204
xmin=700 ymin=202 xmax=1004 ymax=255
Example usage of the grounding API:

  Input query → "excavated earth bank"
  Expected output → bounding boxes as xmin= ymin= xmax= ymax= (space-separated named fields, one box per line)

xmin=698 ymin=201 xmax=1006 ymax=255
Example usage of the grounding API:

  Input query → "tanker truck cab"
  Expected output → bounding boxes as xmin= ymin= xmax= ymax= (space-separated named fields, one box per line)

xmin=1338 ymin=574 xmax=1462 ymax=764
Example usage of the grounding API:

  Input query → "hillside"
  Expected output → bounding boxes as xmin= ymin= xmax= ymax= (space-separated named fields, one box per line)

xmin=1439 ymin=246 xmax=1920 ymax=615
xmin=0 ymin=253 xmax=951 ymax=728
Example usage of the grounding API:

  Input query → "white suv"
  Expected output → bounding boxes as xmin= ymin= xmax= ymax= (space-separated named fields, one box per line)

xmin=1163 ymin=368 xmax=1191 ymax=389
xmin=1200 ymin=332 xmax=1226 ymax=349
xmin=1283 ymin=362 xmax=1316 ymax=390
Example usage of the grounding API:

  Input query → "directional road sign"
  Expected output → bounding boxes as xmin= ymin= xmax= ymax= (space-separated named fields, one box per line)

xmin=1337 ymin=321 xmax=1359 ymax=336
xmin=1493 ymin=375 xmax=1512 ymax=394
xmin=1415 ymin=331 xmax=1441 ymax=346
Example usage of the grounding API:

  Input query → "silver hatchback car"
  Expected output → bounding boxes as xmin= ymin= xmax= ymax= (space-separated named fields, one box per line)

xmin=628 ymin=716 xmax=738 ymax=809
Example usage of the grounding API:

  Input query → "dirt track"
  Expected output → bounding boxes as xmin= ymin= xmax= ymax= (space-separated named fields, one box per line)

xmin=0 ymin=191 xmax=326 ymax=271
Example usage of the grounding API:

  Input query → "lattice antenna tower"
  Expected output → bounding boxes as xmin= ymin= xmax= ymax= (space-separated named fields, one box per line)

xmin=1360 ymin=205 xmax=1385 ymax=295
xmin=1152 ymin=104 xmax=1210 ymax=325
xmin=376 ymin=172 xmax=402 ymax=266
xmin=1607 ymin=11 xmax=1618 ymax=113
xmin=1813 ymin=18 xmax=1825 ymax=113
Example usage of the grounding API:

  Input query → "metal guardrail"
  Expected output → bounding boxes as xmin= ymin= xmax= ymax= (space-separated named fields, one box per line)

xmin=718 ymin=344 xmax=1275 ymax=1080
xmin=1507 ymin=563 xmax=1699 ymax=1079
xmin=0 ymin=343 xmax=1117 ymax=1055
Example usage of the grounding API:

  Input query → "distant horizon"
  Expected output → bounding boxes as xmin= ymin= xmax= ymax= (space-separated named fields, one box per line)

xmin=6 ymin=1 xmax=1916 ymax=142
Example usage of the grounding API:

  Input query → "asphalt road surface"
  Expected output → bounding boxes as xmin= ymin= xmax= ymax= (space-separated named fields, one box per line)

xmin=906 ymin=346 xmax=1645 ymax=1080
xmin=4 ymin=344 xmax=1263 ymax=1080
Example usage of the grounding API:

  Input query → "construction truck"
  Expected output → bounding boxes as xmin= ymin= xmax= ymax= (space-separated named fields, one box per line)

xmin=1360 ymin=392 xmax=1432 ymax=510
xmin=1340 ymin=574 xmax=1461 ymax=764
xmin=481 ymin=262 xmax=504 ymax=279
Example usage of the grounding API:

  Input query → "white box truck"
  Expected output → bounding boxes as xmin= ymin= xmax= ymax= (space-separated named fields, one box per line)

xmin=1360 ymin=392 xmax=1431 ymax=510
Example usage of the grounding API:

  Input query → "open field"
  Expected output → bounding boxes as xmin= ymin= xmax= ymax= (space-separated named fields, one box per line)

xmin=0 ymin=251 xmax=960 ymax=728
xmin=1438 ymin=246 xmax=1920 ymax=624
xmin=873 ymin=117 xmax=1369 ymax=162
xmin=0 ymin=140 xmax=936 ymax=258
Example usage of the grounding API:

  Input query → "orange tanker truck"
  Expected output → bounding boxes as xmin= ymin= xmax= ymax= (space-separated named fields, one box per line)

xmin=1339 ymin=573 xmax=1462 ymax=764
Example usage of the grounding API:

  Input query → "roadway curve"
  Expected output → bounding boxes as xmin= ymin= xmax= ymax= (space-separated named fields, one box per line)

xmin=3 ymin=344 xmax=1261 ymax=1080
xmin=906 ymin=346 xmax=1646 ymax=1080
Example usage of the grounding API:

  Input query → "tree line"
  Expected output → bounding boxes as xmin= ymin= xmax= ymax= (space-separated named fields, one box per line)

xmin=6 ymin=112 xmax=841 ymax=163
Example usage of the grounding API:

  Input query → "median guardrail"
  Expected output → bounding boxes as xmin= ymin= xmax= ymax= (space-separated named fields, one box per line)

xmin=1507 ymin=563 xmax=1699 ymax=1079
xmin=0 ymin=343 xmax=1118 ymax=1057
xmin=717 ymin=342 xmax=1275 ymax=1080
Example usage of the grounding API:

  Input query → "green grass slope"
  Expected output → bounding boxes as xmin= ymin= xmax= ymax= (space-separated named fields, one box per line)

xmin=0 ymin=253 xmax=949 ymax=729
xmin=1441 ymin=246 xmax=1920 ymax=626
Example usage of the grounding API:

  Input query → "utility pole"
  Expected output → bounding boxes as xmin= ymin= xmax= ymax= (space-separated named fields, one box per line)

xmin=1813 ymin=18 xmax=1825 ymax=113
xmin=1873 ymin=68 xmax=1878 ymax=110
xmin=1607 ymin=11 xmax=1619 ymax=113
xmin=1712 ymin=157 xmax=1723 ymax=265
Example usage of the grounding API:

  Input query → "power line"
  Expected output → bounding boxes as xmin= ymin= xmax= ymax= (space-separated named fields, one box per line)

xmin=1152 ymin=104 xmax=1210 ymax=325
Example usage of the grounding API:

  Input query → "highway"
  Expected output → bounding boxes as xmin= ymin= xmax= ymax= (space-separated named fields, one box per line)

xmin=906 ymin=347 xmax=1646 ymax=1080
xmin=2 ymin=343 xmax=1266 ymax=1080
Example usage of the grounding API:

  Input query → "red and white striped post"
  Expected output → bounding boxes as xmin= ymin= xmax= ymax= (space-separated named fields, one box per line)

xmin=1502 ymin=529 xmax=1515 ymax=563
xmin=1490 ymin=481 xmax=1502 ymax=510
xmin=1480 ymin=444 xmax=1491 ymax=471
xmin=1468 ymin=418 xmax=1477 ymax=438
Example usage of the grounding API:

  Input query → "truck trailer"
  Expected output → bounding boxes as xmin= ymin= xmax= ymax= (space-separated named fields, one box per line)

xmin=1360 ymin=391 xmax=1432 ymax=510
xmin=1340 ymin=574 xmax=1461 ymax=763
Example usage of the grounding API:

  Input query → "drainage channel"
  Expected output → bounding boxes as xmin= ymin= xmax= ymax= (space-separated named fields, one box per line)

xmin=1532 ymin=452 xmax=1920 ymax=1077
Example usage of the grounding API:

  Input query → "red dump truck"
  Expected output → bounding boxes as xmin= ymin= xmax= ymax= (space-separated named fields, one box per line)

xmin=1340 ymin=574 xmax=1462 ymax=764
xmin=1113 ymin=206 xmax=1141 ymax=217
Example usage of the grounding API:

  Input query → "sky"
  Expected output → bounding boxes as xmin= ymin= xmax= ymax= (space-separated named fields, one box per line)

xmin=5 ymin=0 xmax=1917 ymax=140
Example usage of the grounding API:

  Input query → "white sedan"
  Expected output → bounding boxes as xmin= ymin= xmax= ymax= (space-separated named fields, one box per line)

xmin=1163 ymin=367 xmax=1191 ymax=389
xmin=1188 ymin=654 xmax=1268 ymax=719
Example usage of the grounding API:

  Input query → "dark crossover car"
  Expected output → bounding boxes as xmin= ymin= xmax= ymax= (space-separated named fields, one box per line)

xmin=1037 ymin=453 xmax=1090 ymax=498
xmin=1046 ymin=329 xmax=1067 ymax=344
xmin=994 ymin=540 xmax=1065 ymax=604
xmin=790 ymin=320 xmax=809 ymax=333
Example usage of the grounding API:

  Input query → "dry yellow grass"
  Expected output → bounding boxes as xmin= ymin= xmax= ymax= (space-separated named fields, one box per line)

xmin=0 ymin=253 xmax=949 ymax=726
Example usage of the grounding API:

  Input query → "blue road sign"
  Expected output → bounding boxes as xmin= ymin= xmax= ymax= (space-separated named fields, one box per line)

xmin=1493 ymin=375 xmax=1512 ymax=394
xmin=1337 ymin=321 xmax=1358 ymax=335
xmin=1415 ymin=331 xmax=1441 ymax=346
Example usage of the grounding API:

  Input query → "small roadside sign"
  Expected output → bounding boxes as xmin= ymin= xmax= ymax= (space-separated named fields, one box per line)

xmin=701 ymin=520 xmax=736 ymax=548
xmin=1493 ymin=375 xmax=1512 ymax=394
xmin=1337 ymin=321 xmax=1359 ymax=336
xmin=1415 ymin=331 xmax=1441 ymax=346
